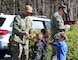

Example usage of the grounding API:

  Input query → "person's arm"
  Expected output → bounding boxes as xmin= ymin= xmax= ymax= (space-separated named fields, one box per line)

xmin=49 ymin=42 xmax=60 ymax=47
xmin=50 ymin=16 xmax=54 ymax=40
xmin=54 ymin=16 xmax=65 ymax=30
xmin=13 ymin=15 xmax=25 ymax=35
xmin=24 ymin=17 xmax=35 ymax=37
xmin=26 ymin=17 xmax=35 ymax=38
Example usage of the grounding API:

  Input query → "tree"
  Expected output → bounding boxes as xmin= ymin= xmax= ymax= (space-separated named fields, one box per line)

xmin=0 ymin=0 xmax=78 ymax=20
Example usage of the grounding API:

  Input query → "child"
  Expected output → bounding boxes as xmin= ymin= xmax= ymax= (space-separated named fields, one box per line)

xmin=33 ymin=33 xmax=44 ymax=60
xmin=41 ymin=28 xmax=49 ymax=60
xmin=49 ymin=32 xmax=68 ymax=60
xmin=41 ymin=28 xmax=49 ymax=43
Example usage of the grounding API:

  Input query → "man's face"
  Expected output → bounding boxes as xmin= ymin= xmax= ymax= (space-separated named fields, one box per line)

xmin=24 ymin=10 xmax=31 ymax=16
xmin=59 ymin=9 xmax=64 ymax=15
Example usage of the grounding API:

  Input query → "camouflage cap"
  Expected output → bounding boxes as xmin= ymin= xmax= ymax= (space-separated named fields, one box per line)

xmin=62 ymin=5 xmax=67 ymax=14
xmin=25 ymin=5 xmax=33 ymax=13
xmin=58 ymin=5 xmax=67 ymax=14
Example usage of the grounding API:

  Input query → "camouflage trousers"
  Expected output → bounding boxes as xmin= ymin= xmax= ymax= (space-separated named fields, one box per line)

xmin=50 ymin=39 xmax=58 ymax=60
xmin=50 ymin=46 xmax=57 ymax=60
xmin=11 ymin=40 xmax=29 ymax=60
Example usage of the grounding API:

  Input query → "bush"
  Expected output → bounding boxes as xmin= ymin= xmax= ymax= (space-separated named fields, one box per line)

xmin=66 ymin=24 xmax=78 ymax=60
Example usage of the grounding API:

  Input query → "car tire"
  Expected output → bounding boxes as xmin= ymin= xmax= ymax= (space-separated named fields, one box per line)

xmin=0 ymin=53 xmax=5 ymax=59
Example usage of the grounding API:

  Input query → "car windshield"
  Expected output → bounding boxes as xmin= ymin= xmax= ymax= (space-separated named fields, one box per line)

xmin=0 ymin=17 xmax=6 ymax=26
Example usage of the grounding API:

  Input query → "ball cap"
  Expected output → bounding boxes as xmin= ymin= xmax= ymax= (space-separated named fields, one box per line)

xmin=25 ymin=5 xmax=33 ymax=13
xmin=62 ymin=5 xmax=67 ymax=14
xmin=59 ymin=5 xmax=67 ymax=14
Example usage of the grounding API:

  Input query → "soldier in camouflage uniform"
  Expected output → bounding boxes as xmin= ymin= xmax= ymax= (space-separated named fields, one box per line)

xmin=50 ymin=5 xmax=67 ymax=60
xmin=10 ymin=5 xmax=35 ymax=60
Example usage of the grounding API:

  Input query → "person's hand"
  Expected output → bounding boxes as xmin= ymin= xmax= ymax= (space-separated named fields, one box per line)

xmin=29 ymin=33 xmax=35 ymax=38
xmin=65 ymin=24 xmax=70 ymax=31
xmin=23 ymin=32 xmax=29 ymax=37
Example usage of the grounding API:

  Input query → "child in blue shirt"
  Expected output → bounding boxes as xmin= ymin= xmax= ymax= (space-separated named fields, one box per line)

xmin=49 ymin=32 xmax=68 ymax=60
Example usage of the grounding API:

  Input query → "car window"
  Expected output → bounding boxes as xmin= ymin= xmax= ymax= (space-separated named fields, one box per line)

xmin=45 ymin=21 xmax=50 ymax=29
xmin=10 ymin=22 xmax=13 ymax=27
xmin=32 ymin=21 xmax=44 ymax=30
xmin=0 ymin=17 xmax=6 ymax=26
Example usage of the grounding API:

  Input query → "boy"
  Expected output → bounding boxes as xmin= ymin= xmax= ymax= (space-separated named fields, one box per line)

xmin=41 ymin=28 xmax=49 ymax=60
xmin=49 ymin=32 xmax=68 ymax=60
xmin=33 ymin=33 xmax=44 ymax=60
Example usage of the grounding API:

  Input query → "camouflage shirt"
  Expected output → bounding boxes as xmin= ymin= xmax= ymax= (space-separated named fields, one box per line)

xmin=50 ymin=12 xmax=65 ymax=40
xmin=11 ymin=13 xmax=33 ymax=44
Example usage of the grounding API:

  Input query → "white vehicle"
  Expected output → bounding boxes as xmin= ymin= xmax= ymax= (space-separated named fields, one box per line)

xmin=0 ymin=13 xmax=50 ymax=58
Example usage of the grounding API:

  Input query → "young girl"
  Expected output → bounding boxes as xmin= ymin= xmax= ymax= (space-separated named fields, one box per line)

xmin=49 ymin=32 xmax=68 ymax=60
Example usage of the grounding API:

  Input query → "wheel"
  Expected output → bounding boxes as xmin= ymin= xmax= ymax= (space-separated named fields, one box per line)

xmin=0 ymin=52 xmax=5 ymax=59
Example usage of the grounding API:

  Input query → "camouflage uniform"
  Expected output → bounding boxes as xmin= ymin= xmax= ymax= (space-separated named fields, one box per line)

xmin=50 ymin=12 xmax=65 ymax=60
xmin=11 ymin=13 xmax=33 ymax=60
xmin=33 ymin=41 xmax=44 ymax=60
xmin=41 ymin=38 xmax=48 ymax=60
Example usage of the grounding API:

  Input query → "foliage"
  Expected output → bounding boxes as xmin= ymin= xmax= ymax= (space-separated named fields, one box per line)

xmin=66 ymin=24 xmax=78 ymax=60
